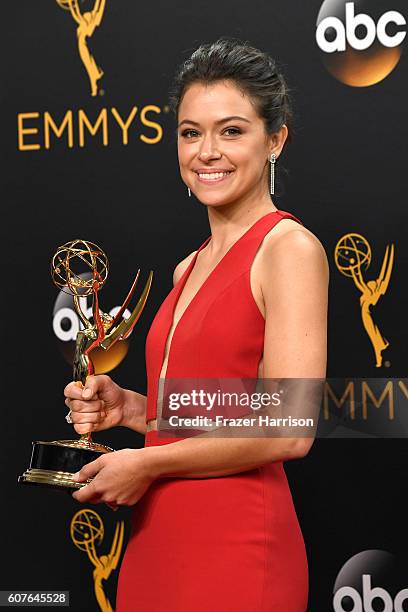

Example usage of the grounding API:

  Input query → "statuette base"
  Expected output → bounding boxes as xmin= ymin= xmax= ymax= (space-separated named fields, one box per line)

xmin=18 ymin=439 xmax=114 ymax=492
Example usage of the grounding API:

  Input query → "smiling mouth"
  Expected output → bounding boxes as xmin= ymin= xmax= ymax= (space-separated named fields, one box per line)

xmin=196 ymin=171 xmax=234 ymax=183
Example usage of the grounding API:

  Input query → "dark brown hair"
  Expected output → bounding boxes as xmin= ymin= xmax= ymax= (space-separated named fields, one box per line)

xmin=168 ymin=37 xmax=295 ymax=143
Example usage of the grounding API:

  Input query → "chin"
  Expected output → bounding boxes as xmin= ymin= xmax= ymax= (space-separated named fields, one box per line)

xmin=194 ymin=191 xmax=236 ymax=208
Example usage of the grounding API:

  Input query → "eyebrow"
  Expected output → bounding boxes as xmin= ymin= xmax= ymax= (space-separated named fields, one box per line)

xmin=177 ymin=115 xmax=251 ymax=128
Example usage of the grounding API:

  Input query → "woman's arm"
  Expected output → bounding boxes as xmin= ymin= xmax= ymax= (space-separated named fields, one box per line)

xmin=145 ymin=228 xmax=329 ymax=479
xmin=144 ymin=436 xmax=305 ymax=480
xmin=121 ymin=388 xmax=148 ymax=434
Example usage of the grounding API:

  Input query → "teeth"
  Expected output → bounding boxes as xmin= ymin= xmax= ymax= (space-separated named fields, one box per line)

xmin=198 ymin=172 xmax=231 ymax=180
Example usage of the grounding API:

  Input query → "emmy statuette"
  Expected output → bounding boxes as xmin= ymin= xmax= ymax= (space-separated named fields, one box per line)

xmin=18 ymin=240 xmax=153 ymax=491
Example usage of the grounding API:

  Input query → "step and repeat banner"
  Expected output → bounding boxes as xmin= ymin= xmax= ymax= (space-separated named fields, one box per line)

xmin=1 ymin=1 xmax=407 ymax=610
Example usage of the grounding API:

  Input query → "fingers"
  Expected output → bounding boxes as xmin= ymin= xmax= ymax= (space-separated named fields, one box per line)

xmin=65 ymin=396 xmax=105 ymax=414
xmin=73 ymin=457 xmax=103 ymax=482
xmin=82 ymin=374 xmax=111 ymax=400
xmin=71 ymin=458 xmax=104 ymax=503
xmin=64 ymin=375 xmax=111 ymax=401
xmin=72 ymin=480 xmax=101 ymax=504
xmin=65 ymin=398 xmax=106 ymax=431
xmin=73 ymin=415 xmax=104 ymax=435
xmin=65 ymin=396 xmax=107 ymax=433
xmin=64 ymin=381 xmax=85 ymax=401
xmin=72 ymin=481 xmax=118 ymax=507
xmin=64 ymin=375 xmax=116 ymax=433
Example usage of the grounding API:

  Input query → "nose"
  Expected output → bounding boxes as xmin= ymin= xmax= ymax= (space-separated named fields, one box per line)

xmin=198 ymin=134 xmax=221 ymax=162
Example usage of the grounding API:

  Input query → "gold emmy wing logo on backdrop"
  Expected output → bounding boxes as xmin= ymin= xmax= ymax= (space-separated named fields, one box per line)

xmin=17 ymin=0 xmax=164 ymax=151
xmin=335 ymin=234 xmax=394 ymax=367
xmin=70 ymin=509 xmax=124 ymax=612
xmin=56 ymin=0 xmax=106 ymax=96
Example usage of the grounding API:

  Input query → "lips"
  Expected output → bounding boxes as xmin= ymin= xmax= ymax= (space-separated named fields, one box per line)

xmin=195 ymin=170 xmax=234 ymax=184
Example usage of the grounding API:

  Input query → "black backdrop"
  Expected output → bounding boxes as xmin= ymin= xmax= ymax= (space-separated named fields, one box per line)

xmin=1 ymin=1 xmax=407 ymax=610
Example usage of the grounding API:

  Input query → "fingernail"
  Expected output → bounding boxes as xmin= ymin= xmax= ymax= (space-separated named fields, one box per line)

xmin=72 ymin=472 xmax=80 ymax=480
xmin=82 ymin=388 xmax=92 ymax=399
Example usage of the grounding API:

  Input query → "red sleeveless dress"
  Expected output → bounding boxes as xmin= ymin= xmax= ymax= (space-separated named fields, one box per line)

xmin=116 ymin=210 xmax=309 ymax=612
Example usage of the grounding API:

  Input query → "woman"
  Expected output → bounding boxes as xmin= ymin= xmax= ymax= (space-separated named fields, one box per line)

xmin=64 ymin=38 xmax=329 ymax=611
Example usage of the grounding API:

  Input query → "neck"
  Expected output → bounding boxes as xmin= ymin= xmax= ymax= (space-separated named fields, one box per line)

xmin=205 ymin=192 xmax=277 ymax=254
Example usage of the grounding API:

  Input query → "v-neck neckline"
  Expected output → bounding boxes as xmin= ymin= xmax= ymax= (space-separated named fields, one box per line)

xmin=157 ymin=210 xmax=281 ymax=384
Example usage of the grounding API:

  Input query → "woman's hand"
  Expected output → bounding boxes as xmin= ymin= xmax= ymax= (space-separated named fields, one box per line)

xmin=71 ymin=448 xmax=156 ymax=507
xmin=64 ymin=375 xmax=127 ymax=435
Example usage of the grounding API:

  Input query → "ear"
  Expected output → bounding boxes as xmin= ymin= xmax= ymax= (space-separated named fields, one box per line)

xmin=269 ymin=124 xmax=289 ymax=158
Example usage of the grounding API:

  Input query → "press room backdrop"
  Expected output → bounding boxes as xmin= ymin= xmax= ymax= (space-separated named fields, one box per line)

xmin=1 ymin=1 xmax=407 ymax=610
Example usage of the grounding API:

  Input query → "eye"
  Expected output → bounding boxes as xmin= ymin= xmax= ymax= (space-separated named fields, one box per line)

xmin=223 ymin=127 xmax=242 ymax=136
xmin=180 ymin=129 xmax=199 ymax=138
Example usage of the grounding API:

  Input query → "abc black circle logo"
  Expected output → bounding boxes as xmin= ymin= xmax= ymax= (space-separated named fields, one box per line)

xmin=52 ymin=275 xmax=132 ymax=375
xmin=316 ymin=1 xmax=406 ymax=86
xmin=333 ymin=549 xmax=408 ymax=611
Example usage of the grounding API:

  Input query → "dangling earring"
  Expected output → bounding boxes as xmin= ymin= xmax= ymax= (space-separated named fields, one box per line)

xmin=269 ymin=153 xmax=276 ymax=196
xmin=188 ymin=187 xmax=191 ymax=197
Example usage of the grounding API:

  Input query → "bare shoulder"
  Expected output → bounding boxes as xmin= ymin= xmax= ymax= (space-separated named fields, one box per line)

xmin=261 ymin=220 xmax=329 ymax=277
xmin=173 ymin=250 xmax=197 ymax=286
xmin=251 ymin=221 xmax=329 ymax=313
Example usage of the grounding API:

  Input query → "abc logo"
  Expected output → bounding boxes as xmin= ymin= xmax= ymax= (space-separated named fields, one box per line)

xmin=316 ymin=1 xmax=406 ymax=86
xmin=333 ymin=550 xmax=408 ymax=611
